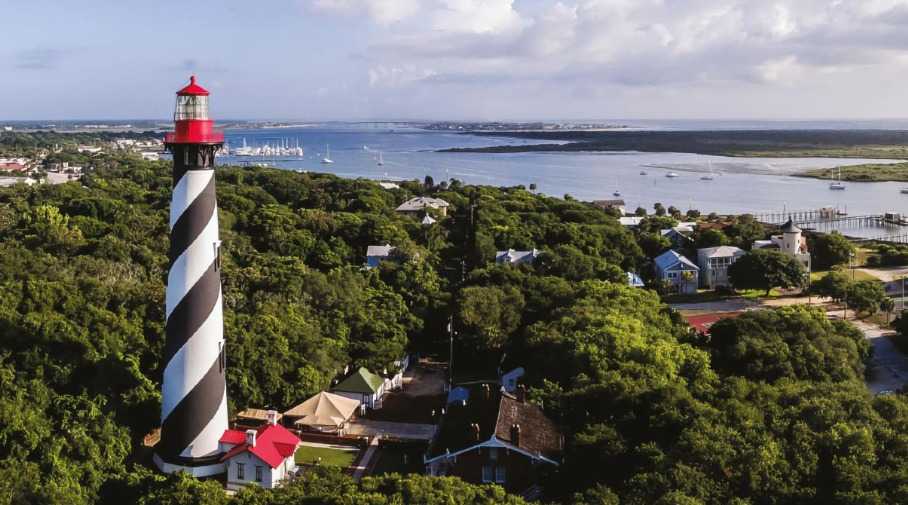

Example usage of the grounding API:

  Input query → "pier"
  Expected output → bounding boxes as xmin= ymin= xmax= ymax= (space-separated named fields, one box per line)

xmin=753 ymin=207 xmax=908 ymax=244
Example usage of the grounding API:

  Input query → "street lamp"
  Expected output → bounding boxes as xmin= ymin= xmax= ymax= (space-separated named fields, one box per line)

xmin=850 ymin=252 xmax=856 ymax=281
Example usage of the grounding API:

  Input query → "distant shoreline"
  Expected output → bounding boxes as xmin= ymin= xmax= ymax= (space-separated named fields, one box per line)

xmin=439 ymin=129 xmax=908 ymax=161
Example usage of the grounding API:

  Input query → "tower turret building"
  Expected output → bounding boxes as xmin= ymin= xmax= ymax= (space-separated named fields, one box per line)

xmin=154 ymin=76 xmax=229 ymax=477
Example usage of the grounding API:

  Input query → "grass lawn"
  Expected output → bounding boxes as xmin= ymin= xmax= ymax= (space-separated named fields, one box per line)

xmin=662 ymin=291 xmax=730 ymax=303
xmin=294 ymin=445 xmax=358 ymax=467
xmin=798 ymin=162 xmax=908 ymax=182
xmin=810 ymin=269 xmax=880 ymax=283
xmin=738 ymin=288 xmax=783 ymax=299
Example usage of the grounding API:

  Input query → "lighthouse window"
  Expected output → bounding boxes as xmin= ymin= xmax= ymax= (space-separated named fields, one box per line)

xmin=174 ymin=95 xmax=209 ymax=121
xmin=218 ymin=340 xmax=226 ymax=373
xmin=214 ymin=241 xmax=222 ymax=271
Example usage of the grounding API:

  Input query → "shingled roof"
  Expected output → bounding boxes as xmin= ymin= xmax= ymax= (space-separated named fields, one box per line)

xmin=427 ymin=384 xmax=562 ymax=462
xmin=332 ymin=367 xmax=384 ymax=394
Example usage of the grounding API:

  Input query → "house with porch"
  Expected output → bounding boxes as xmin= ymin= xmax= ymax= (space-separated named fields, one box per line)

xmin=697 ymin=246 xmax=746 ymax=289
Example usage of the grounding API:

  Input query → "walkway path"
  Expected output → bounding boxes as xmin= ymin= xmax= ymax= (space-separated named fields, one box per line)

xmin=351 ymin=436 xmax=380 ymax=480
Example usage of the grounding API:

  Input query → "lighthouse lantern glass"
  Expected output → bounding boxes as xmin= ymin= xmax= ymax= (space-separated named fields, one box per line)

xmin=174 ymin=95 xmax=209 ymax=121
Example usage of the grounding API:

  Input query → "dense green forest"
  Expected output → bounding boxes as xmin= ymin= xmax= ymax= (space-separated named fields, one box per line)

xmin=2 ymin=148 xmax=908 ymax=504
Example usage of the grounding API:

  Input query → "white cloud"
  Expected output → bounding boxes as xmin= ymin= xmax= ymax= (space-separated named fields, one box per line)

xmin=304 ymin=0 xmax=908 ymax=117
xmin=308 ymin=0 xmax=419 ymax=24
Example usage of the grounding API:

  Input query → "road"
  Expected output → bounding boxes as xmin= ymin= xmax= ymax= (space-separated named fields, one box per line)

xmin=857 ymin=266 xmax=908 ymax=283
xmin=851 ymin=317 xmax=908 ymax=394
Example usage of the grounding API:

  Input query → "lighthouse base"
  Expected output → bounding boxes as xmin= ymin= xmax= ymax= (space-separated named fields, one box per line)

xmin=154 ymin=452 xmax=226 ymax=477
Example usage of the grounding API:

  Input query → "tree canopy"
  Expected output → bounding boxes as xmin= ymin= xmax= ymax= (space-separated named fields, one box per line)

xmin=728 ymin=249 xmax=806 ymax=294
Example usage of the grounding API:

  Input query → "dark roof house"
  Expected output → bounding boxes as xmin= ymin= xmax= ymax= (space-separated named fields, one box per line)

xmin=425 ymin=384 xmax=562 ymax=493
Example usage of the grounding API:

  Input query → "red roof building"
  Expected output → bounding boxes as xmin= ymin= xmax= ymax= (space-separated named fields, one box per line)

xmin=219 ymin=413 xmax=301 ymax=490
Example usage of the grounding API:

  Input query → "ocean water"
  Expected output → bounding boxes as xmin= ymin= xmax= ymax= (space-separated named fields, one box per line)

xmin=216 ymin=124 xmax=907 ymax=217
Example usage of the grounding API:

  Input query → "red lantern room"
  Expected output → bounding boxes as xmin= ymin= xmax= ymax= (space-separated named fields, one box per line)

xmin=164 ymin=75 xmax=224 ymax=145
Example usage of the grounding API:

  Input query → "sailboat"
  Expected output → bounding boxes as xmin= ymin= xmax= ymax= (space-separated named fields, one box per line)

xmin=377 ymin=152 xmax=384 ymax=166
xmin=829 ymin=167 xmax=845 ymax=190
xmin=666 ymin=172 xmax=679 ymax=178
xmin=321 ymin=144 xmax=334 ymax=164
xmin=700 ymin=161 xmax=715 ymax=180
xmin=233 ymin=137 xmax=254 ymax=156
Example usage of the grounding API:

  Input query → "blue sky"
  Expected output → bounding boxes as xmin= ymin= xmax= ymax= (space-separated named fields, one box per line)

xmin=5 ymin=0 xmax=908 ymax=120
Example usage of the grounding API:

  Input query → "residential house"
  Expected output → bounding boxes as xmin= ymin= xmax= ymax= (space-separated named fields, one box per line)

xmin=660 ymin=227 xmax=693 ymax=249
xmin=378 ymin=181 xmax=400 ymax=190
xmin=496 ymin=249 xmax=541 ymax=265
xmin=752 ymin=218 xmax=811 ymax=270
xmin=654 ymin=250 xmax=699 ymax=294
xmin=626 ymin=272 xmax=645 ymax=288
xmin=619 ymin=216 xmax=644 ymax=228
xmin=425 ymin=384 xmax=562 ymax=493
xmin=697 ymin=246 xmax=746 ymax=289
xmin=396 ymin=196 xmax=450 ymax=217
xmin=366 ymin=244 xmax=396 ymax=268
xmin=592 ymin=199 xmax=626 ymax=215
xmin=220 ymin=411 xmax=301 ymax=491
xmin=331 ymin=367 xmax=386 ymax=411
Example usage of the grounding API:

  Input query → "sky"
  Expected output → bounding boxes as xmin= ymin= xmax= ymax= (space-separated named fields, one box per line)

xmin=5 ymin=0 xmax=908 ymax=120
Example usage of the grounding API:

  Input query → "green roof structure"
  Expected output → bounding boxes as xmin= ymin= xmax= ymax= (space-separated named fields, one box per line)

xmin=332 ymin=367 xmax=384 ymax=394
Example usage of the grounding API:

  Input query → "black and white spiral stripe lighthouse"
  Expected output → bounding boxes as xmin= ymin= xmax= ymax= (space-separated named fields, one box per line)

xmin=154 ymin=76 xmax=229 ymax=477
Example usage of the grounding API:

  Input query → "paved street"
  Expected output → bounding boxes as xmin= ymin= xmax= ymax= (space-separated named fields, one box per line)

xmin=857 ymin=266 xmax=908 ymax=283
xmin=849 ymin=317 xmax=908 ymax=394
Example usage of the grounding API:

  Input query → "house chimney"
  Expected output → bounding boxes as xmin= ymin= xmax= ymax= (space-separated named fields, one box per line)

xmin=245 ymin=429 xmax=257 ymax=447
xmin=510 ymin=424 xmax=521 ymax=447
xmin=516 ymin=384 xmax=526 ymax=403
xmin=471 ymin=423 xmax=481 ymax=441
xmin=266 ymin=410 xmax=278 ymax=426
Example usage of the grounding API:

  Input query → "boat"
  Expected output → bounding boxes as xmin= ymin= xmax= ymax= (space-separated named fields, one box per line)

xmin=233 ymin=138 xmax=255 ymax=156
xmin=613 ymin=191 xmax=621 ymax=197
xmin=829 ymin=167 xmax=845 ymax=190
xmin=639 ymin=170 xmax=647 ymax=175
xmin=901 ymin=188 xmax=908 ymax=194
xmin=666 ymin=172 xmax=679 ymax=178
xmin=700 ymin=161 xmax=715 ymax=180
xmin=377 ymin=152 xmax=384 ymax=166
xmin=321 ymin=144 xmax=334 ymax=164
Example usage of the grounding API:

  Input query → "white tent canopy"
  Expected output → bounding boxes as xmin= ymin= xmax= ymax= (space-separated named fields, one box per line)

xmin=284 ymin=392 xmax=359 ymax=431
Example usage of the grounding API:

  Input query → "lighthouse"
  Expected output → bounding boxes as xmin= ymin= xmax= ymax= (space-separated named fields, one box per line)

xmin=154 ymin=76 xmax=229 ymax=477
